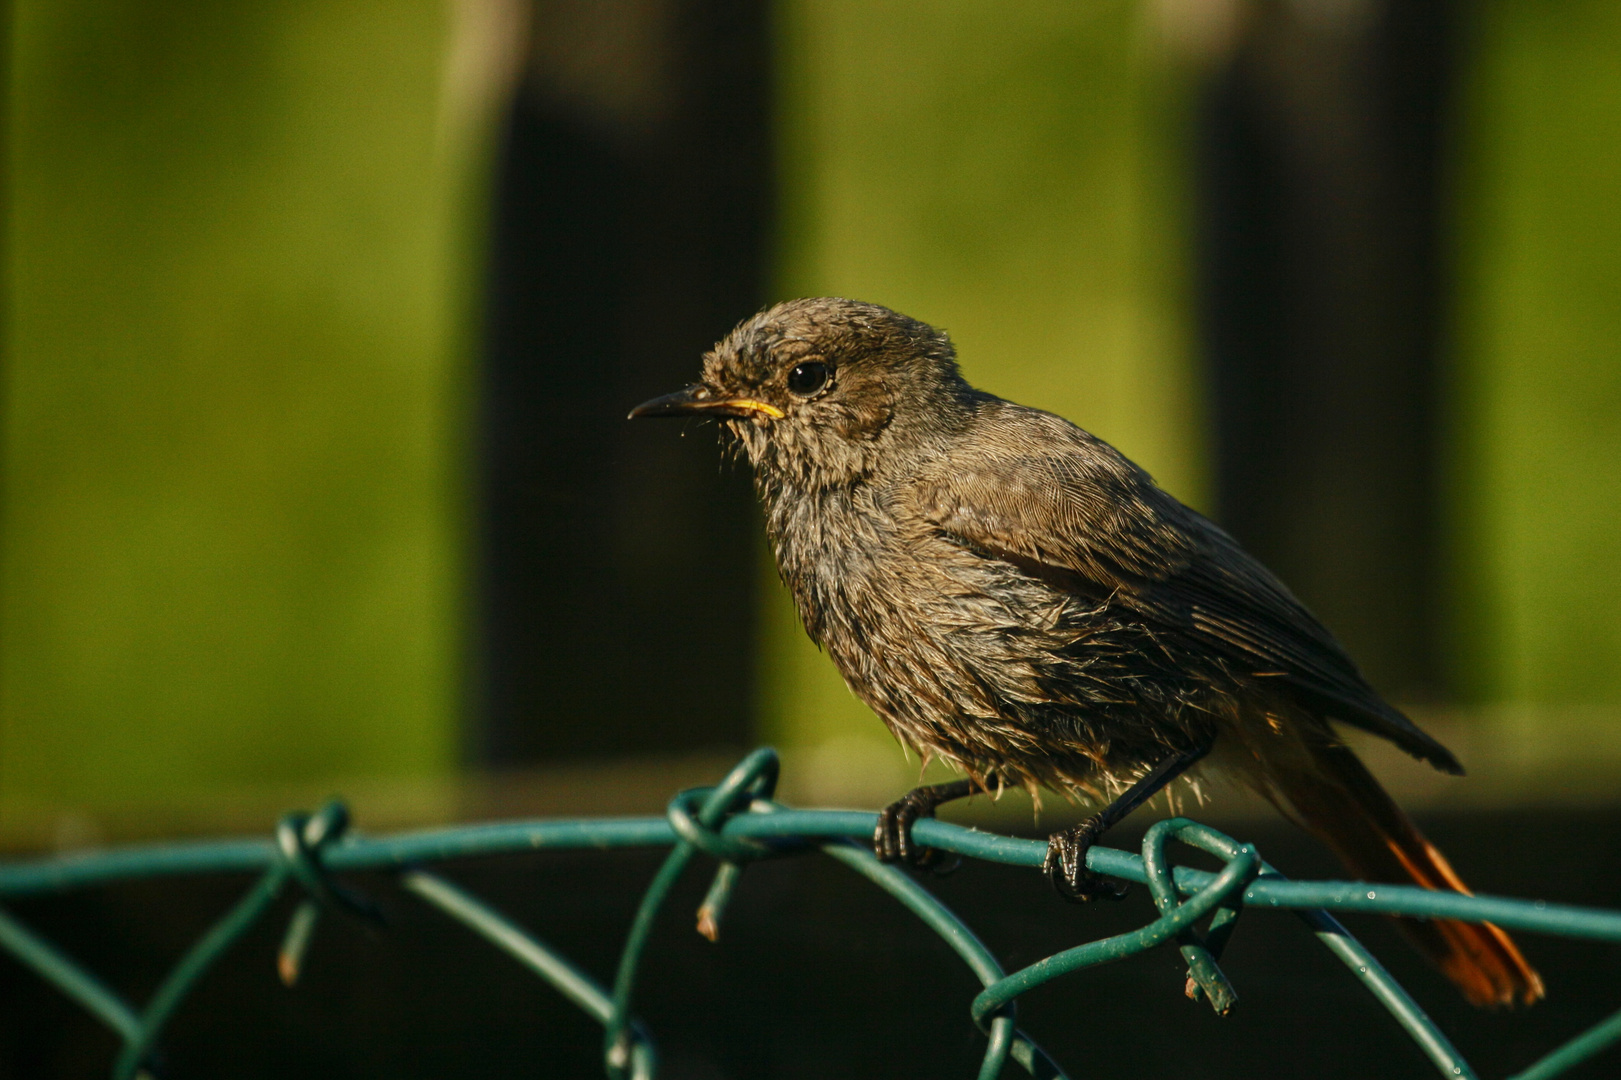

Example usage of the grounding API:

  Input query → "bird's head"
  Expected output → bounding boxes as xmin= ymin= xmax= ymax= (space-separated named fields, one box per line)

xmin=629 ymin=297 xmax=972 ymax=489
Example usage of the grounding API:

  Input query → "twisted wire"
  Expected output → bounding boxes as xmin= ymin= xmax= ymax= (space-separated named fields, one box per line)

xmin=1 ymin=748 xmax=1618 ymax=1080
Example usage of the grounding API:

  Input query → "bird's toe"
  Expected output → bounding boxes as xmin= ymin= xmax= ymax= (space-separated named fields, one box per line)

xmin=1045 ymin=823 xmax=1128 ymax=903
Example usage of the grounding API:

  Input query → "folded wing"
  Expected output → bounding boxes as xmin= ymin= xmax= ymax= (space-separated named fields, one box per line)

xmin=909 ymin=401 xmax=1462 ymax=774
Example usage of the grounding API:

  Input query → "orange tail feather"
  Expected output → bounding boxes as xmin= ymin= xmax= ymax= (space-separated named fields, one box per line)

xmin=1252 ymin=733 xmax=1543 ymax=1008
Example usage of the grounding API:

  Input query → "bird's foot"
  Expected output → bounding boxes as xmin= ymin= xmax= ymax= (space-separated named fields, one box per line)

xmin=1044 ymin=817 xmax=1128 ymax=902
xmin=873 ymin=781 xmax=972 ymax=873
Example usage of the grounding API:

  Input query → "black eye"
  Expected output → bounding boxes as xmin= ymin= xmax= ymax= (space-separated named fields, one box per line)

xmin=787 ymin=361 xmax=831 ymax=397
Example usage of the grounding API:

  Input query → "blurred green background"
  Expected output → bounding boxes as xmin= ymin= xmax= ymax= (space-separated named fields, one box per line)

xmin=1 ymin=0 xmax=1619 ymax=842
xmin=0 ymin=0 xmax=514 ymax=835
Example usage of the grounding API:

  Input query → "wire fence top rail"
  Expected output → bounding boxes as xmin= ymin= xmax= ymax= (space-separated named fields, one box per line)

xmin=1 ymin=747 xmax=1618 ymax=1080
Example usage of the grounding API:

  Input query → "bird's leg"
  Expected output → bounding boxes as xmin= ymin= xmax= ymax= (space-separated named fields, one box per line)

xmin=874 ymin=777 xmax=988 ymax=870
xmin=1045 ymin=738 xmax=1214 ymax=902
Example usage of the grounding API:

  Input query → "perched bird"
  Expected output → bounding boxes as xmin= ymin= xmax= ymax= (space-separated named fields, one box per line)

xmin=630 ymin=297 xmax=1542 ymax=1008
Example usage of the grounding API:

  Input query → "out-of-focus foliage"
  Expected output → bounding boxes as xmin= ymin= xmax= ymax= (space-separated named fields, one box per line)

xmin=0 ymin=1 xmax=496 ymax=824
xmin=764 ymin=1 xmax=1197 ymax=786
xmin=2 ymin=0 xmax=1617 ymax=831
xmin=1445 ymin=0 xmax=1621 ymax=709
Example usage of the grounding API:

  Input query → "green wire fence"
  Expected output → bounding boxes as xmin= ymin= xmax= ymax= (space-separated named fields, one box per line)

xmin=2 ymin=747 xmax=1620 ymax=1080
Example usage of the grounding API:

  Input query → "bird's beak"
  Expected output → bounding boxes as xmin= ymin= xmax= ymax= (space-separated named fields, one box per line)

xmin=627 ymin=385 xmax=785 ymax=421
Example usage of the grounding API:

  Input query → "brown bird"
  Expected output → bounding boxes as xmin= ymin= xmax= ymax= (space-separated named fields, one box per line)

xmin=630 ymin=297 xmax=1543 ymax=1008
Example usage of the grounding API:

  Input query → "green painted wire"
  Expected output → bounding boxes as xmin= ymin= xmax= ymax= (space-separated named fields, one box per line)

xmin=604 ymin=755 xmax=1066 ymax=1080
xmin=402 ymin=870 xmax=656 ymax=1080
xmin=5 ymin=812 xmax=1621 ymax=947
xmin=1299 ymin=908 xmax=1476 ymax=1080
xmin=603 ymin=748 xmax=779 ymax=1079
xmin=1139 ymin=818 xmax=1244 ymax=1013
xmin=1 ymin=748 xmax=1619 ymax=1080
xmin=1145 ymin=821 xmax=1476 ymax=1080
xmin=112 ymin=867 xmax=289 ymax=1080
xmin=1508 ymin=1005 xmax=1621 ymax=1080
xmin=0 ymin=905 xmax=142 ymax=1040
xmin=602 ymin=828 xmax=694 ymax=1079
xmin=818 ymin=839 xmax=1068 ymax=1080
xmin=969 ymin=839 xmax=1260 ymax=1025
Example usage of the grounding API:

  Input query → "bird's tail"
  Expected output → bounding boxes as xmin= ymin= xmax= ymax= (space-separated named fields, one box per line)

xmin=1244 ymin=727 xmax=1544 ymax=1008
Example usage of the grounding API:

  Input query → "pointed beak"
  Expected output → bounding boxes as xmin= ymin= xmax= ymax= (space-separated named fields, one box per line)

xmin=627 ymin=385 xmax=785 ymax=421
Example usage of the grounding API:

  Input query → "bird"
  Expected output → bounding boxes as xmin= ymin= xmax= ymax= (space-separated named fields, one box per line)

xmin=629 ymin=296 xmax=1543 ymax=1008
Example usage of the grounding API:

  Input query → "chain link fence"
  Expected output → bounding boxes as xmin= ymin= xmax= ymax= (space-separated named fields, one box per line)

xmin=2 ymin=748 xmax=1619 ymax=1079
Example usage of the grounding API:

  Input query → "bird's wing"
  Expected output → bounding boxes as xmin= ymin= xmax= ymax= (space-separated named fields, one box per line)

xmin=909 ymin=404 xmax=1461 ymax=773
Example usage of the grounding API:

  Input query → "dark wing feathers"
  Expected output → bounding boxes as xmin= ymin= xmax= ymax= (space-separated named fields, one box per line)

xmin=911 ymin=403 xmax=1463 ymax=775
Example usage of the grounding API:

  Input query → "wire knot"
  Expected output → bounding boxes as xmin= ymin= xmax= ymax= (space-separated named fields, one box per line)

xmin=664 ymin=748 xmax=789 ymax=943
xmin=1140 ymin=818 xmax=1262 ymax=1015
xmin=664 ymin=788 xmax=772 ymax=863
xmin=274 ymin=800 xmax=382 ymax=985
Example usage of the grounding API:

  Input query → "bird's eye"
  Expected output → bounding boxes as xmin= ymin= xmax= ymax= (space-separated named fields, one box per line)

xmin=787 ymin=361 xmax=831 ymax=397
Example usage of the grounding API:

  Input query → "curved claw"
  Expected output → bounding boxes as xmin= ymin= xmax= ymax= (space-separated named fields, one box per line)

xmin=873 ymin=781 xmax=975 ymax=872
xmin=1044 ymin=820 xmax=1129 ymax=903
xmin=873 ymin=795 xmax=932 ymax=866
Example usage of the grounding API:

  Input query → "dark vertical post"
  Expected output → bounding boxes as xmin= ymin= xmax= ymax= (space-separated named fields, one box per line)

xmin=475 ymin=0 xmax=772 ymax=763
xmin=1195 ymin=0 xmax=1455 ymax=700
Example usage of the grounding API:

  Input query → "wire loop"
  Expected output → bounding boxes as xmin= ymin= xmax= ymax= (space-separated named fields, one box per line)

xmin=275 ymin=800 xmax=383 ymax=925
xmin=1140 ymin=818 xmax=1260 ymax=1014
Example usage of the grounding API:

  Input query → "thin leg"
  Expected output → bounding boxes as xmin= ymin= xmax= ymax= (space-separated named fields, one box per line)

xmin=1044 ymin=739 xmax=1214 ymax=902
xmin=874 ymin=778 xmax=986 ymax=869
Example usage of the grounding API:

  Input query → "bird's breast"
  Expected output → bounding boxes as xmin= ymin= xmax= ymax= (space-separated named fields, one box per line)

xmin=765 ymin=483 xmax=898 ymax=640
xmin=759 ymin=478 xmax=1222 ymax=784
xmin=765 ymin=482 xmax=1067 ymax=677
